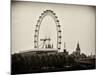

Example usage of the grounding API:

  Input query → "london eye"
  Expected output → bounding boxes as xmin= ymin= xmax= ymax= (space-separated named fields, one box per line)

xmin=34 ymin=10 xmax=62 ymax=51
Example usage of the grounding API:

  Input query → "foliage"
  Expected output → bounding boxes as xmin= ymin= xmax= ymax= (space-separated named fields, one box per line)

xmin=12 ymin=52 xmax=76 ymax=74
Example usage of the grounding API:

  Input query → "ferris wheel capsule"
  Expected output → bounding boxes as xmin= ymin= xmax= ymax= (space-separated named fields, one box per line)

xmin=55 ymin=16 xmax=58 ymax=18
xmin=35 ymin=29 xmax=38 ymax=32
xmin=41 ymin=13 xmax=44 ymax=15
xmin=56 ymin=20 xmax=59 ymax=22
xmin=50 ymin=10 xmax=53 ymax=13
xmin=58 ymin=48 xmax=61 ymax=50
xmin=57 ymin=25 xmax=60 ymax=27
xmin=43 ymin=11 xmax=46 ymax=13
xmin=36 ymin=25 xmax=38 ymax=27
xmin=34 ymin=35 xmax=37 ymax=37
xmin=58 ymin=42 xmax=61 ymax=44
xmin=34 ymin=46 xmax=37 ymax=48
xmin=53 ymin=13 xmax=56 ymax=15
xmin=58 ymin=30 xmax=61 ymax=32
xmin=58 ymin=36 xmax=62 ymax=38
xmin=34 ymin=40 xmax=37 ymax=42
xmin=39 ymin=16 xmax=42 ymax=19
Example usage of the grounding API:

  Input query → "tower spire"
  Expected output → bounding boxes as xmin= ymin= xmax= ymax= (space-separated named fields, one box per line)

xmin=76 ymin=41 xmax=81 ymax=55
xmin=76 ymin=41 xmax=80 ymax=51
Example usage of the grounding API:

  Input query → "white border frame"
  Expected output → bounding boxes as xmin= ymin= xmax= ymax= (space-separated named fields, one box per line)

xmin=12 ymin=0 xmax=96 ymax=6
xmin=0 ymin=0 xmax=97 ymax=75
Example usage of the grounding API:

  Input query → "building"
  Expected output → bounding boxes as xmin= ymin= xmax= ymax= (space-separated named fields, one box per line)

xmin=72 ymin=42 xmax=81 ymax=58
xmin=63 ymin=42 xmax=69 ymax=55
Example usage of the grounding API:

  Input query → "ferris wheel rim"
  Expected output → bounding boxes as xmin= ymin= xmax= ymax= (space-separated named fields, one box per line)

xmin=34 ymin=10 xmax=62 ymax=50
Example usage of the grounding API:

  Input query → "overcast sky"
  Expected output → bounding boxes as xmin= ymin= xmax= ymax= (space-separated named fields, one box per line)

xmin=12 ymin=1 xmax=96 ymax=55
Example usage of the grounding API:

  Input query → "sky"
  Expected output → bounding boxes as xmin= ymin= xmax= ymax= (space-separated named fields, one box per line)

xmin=12 ymin=1 xmax=96 ymax=55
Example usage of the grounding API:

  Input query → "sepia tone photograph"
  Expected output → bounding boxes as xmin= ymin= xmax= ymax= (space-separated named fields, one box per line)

xmin=11 ymin=0 xmax=96 ymax=74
